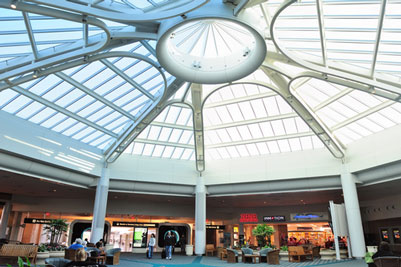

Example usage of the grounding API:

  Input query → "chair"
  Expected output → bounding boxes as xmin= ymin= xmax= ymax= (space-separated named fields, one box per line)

xmin=86 ymin=247 xmax=101 ymax=257
xmin=105 ymin=248 xmax=121 ymax=265
xmin=312 ymin=246 xmax=321 ymax=259
xmin=267 ymin=249 xmax=280 ymax=265
xmin=288 ymin=246 xmax=313 ymax=262
xmin=64 ymin=248 xmax=77 ymax=261
xmin=241 ymin=247 xmax=253 ymax=263
xmin=226 ymin=249 xmax=239 ymax=263
xmin=373 ymin=256 xmax=400 ymax=267
xmin=45 ymin=258 xmax=71 ymax=267
xmin=206 ymin=244 xmax=215 ymax=256
xmin=259 ymin=248 xmax=272 ymax=263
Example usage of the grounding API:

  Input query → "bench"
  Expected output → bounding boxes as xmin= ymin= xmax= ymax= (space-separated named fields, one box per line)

xmin=288 ymin=246 xmax=313 ymax=262
xmin=373 ymin=256 xmax=401 ymax=267
xmin=0 ymin=244 xmax=38 ymax=264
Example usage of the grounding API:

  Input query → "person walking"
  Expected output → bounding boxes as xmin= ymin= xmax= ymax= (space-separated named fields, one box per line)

xmin=164 ymin=231 xmax=175 ymax=260
xmin=148 ymin=234 xmax=156 ymax=259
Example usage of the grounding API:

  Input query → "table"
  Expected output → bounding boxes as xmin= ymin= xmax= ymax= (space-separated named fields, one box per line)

xmin=242 ymin=254 xmax=260 ymax=264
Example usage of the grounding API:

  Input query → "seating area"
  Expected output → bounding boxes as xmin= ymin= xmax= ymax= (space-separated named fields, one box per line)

xmin=288 ymin=246 xmax=313 ymax=262
xmin=0 ymin=244 xmax=38 ymax=264
xmin=214 ymin=247 xmax=281 ymax=264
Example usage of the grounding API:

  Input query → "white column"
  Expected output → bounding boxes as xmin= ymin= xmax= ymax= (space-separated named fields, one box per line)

xmin=90 ymin=164 xmax=110 ymax=244
xmin=195 ymin=174 xmax=206 ymax=256
xmin=0 ymin=201 xmax=11 ymax=239
xmin=341 ymin=165 xmax=366 ymax=258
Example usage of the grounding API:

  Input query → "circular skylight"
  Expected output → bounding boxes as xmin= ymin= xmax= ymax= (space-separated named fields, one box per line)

xmin=157 ymin=18 xmax=266 ymax=84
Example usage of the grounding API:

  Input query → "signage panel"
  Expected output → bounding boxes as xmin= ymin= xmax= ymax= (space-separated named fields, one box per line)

xmin=112 ymin=221 xmax=158 ymax=227
xmin=240 ymin=213 xmax=258 ymax=223
xmin=290 ymin=212 xmax=328 ymax=221
xmin=24 ymin=218 xmax=53 ymax=224
xmin=263 ymin=216 xmax=285 ymax=222
xmin=206 ymin=225 xmax=225 ymax=230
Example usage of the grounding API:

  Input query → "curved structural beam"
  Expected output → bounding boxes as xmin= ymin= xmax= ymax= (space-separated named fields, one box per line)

xmin=27 ymin=0 xmax=210 ymax=23
xmin=0 ymin=0 xmax=110 ymax=81
xmin=270 ymin=0 xmax=401 ymax=101
xmin=202 ymin=77 xmax=345 ymax=159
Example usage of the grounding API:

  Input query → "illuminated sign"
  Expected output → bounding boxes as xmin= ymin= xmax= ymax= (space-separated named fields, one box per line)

xmin=112 ymin=222 xmax=158 ymax=227
xmin=206 ymin=225 xmax=226 ymax=230
xmin=240 ymin=213 xmax=258 ymax=223
xmin=24 ymin=218 xmax=53 ymax=224
xmin=263 ymin=216 xmax=285 ymax=222
xmin=290 ymin=212 xmax=328 ymax=221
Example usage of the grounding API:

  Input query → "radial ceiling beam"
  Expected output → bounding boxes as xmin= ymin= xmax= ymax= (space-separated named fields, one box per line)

xmin=100 ymin=59 xmax=156 ymax=101
xmin=206 ymin=131 xmax=313 ymax=149
xmin=191 ymin=83 xmax=205 ymax=172
xmin=150 ymin=121 xmax=192 ymax=131
xmin=370 ymin=0 xmax=387 ymax=77
xmin=140 ymin=40 xmax=156 ymax=57
xmin=54 ymin=72 xmax=137 ymax=122
xmin=105 ymin=77 xmax=186 ymax=163
xmin=313 ymin=88 xmax=353 ymax=112
xmin=22 ymin=12 xmax=38 ymax=60
xmin=11 ymin=85 xmax=117 ymax=138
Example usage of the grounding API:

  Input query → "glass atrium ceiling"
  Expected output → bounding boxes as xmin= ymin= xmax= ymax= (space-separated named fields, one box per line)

xmin=1 ymin=0 xmax=401 ymax=166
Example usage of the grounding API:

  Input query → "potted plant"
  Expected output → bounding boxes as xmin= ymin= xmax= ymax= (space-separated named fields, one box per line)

xmin=36 ymin=244 xmax=50 ymax=265
xmin=252 ymin=224 xmax=275 ymax=248
xmin=279 ymin=245 xmax=289 ymax=261
xmin=43 ymin=219 xmax=68 ymax=257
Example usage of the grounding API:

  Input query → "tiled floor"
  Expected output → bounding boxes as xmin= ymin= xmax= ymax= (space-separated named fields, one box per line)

xmin=119 ymin=253 xmax=368 ymax=267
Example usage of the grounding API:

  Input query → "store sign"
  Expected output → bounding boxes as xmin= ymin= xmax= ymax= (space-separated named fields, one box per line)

xmin=24 ymin=218 xmax=53 ymax=224
xmin=112 ymin=221 xmax=158 ymax=227
xmin=263 ymin=216 xmax=285 ymax=222
xmin=240 ymin=213 xmax=258 ymax=222
xmin=206 ymin=225 xmax=225 ymax=230
xmin=290 ymin=212 xmax=328 ymax=221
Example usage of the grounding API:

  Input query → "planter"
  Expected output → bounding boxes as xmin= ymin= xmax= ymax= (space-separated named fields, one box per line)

xmin=279 ymin=251 xmax=289 ymax=261
xmin=49 ymin=251 xmax=64 ymax=258
xmin=320 ymin=249 xmax=336 ymax=260
xmin=36 ymin=251 xmax=50 ymax=265
xmin=185 ymin=245 xmax=193 ymax=256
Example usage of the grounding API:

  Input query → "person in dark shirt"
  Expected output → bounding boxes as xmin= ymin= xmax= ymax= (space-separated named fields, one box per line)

xmin=164 ymin=231 xmax=175 ymax=260
xmin=372 ymin=241 xmax=394 ymax=259
xmin=95 ymin=239 xmax=104 ymax=249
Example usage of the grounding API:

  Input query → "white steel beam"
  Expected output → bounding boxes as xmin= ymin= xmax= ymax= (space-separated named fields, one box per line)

xmin=370 ymin=0 xmax=387 ymax=77
xmin=331 ymin=100 xmax=394 ymax=131
xmin=55 ymin=72 xmax=137 ymax=121
xmin=27 ymin=0 xmax=209 ymax=22
xmin=11 ymin=85 xmax=117 ymax=137
xmin=150 ymin=121 xmax=192 ymax=131
xmin=316 ymin=0 xmax=327 ymax=66
xmin=22 ymin=12 xmax=38 ymax=60
xmin=205 ymin=113 xmax=298 ymax=131
xmin=191 ymin=84 xmax=205 ymax=172
xmin=134 ymin=139 xmax=193 ymax=149
xmin=313 ymin=88 xmax=353 ymax=112
xmin=100 ymin=59 xmax=156 ymax=101
xmin=206 ymin=132 xmax=313 ymax=149
xmin=204 ymin=91 xmax=276 ymax=108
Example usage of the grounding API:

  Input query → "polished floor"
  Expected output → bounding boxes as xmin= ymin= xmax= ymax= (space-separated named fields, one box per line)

xmin=119 ymin=253 xmax=367 ymax=267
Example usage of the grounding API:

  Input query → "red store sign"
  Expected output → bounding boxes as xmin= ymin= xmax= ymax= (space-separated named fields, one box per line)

xmin=240 ymin=213 xmax=258 ymax=222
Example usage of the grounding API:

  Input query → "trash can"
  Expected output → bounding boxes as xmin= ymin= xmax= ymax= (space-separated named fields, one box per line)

xmin=185 ymin=245 xmax=194 ymax=256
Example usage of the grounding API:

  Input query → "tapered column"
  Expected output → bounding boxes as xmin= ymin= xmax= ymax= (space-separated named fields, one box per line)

xmin=341 ymin=165 xmax=366 ymax=258
xmin=90 ymin=164 xmax=110 ymax=243
xmin=0 ymin=201 xmax=11 ymax=239
xmin=195 ymin=174 xmax=206 ymax=255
